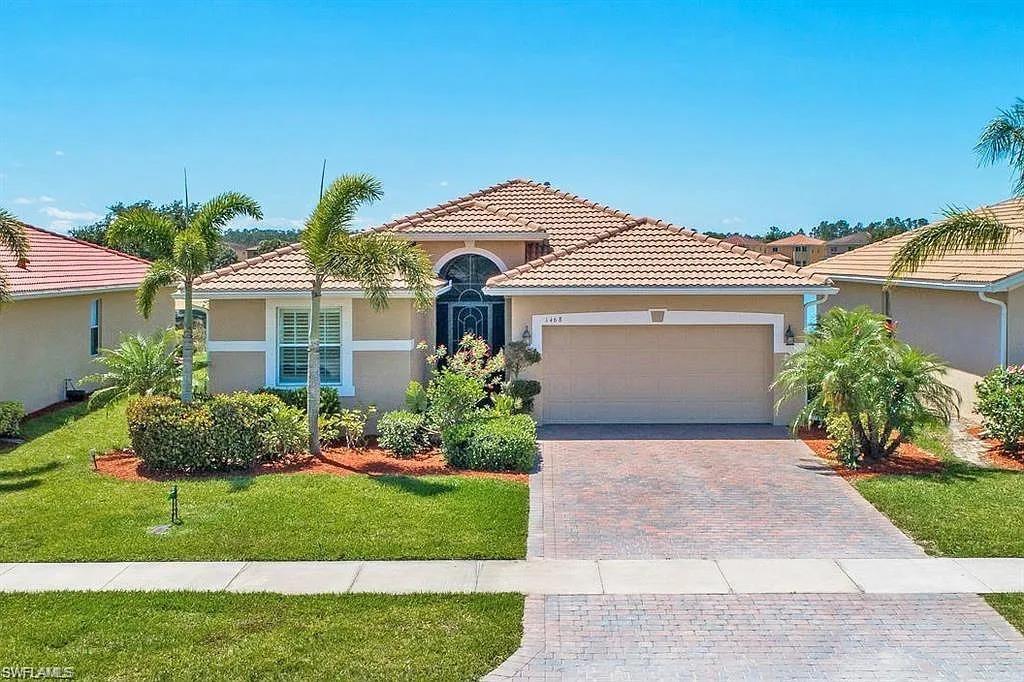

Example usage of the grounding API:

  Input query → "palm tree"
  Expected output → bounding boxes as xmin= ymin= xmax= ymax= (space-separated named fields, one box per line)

xmin=1 ymin=208 xmax=31 ymax=306
xmin=82 ymin=330 xmax=181 ymax=408
xmin=891 ymin=99 xmax=1024 ymax=277
xmin=301 ymin=174 xmax=434 ymax=455
xmin=107 ymin=192 xmax=262 ymax=401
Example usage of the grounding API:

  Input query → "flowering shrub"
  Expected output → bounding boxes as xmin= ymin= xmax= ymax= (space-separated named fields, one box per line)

xmin=976 ymin=365 xmax=1024 ymax=447
xmin=419 ymin=333 xmax=503 ymax=432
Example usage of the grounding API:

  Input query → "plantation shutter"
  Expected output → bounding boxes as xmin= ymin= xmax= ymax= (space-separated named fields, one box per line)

xmin=277 ymin=308 xmax=343 ymax=385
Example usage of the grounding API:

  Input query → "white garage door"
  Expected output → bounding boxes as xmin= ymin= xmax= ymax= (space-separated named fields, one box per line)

xmin=542 ymin=324 xmax=772 ymax=424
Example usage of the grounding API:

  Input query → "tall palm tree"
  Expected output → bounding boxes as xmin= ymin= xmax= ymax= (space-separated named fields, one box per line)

xmin=301 ymin=174 xmax=434 ymax=455
xmin=107 ymin=192 xmax=262 ymax=402
xmin=1 ymin=208 xmax=31 ymax=306
xmin=891 ymin=99 xmax=1024 ymax=277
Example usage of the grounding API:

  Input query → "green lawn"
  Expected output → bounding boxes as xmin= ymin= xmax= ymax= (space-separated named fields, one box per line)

xmin=986 ymin=594 xmax=1024 ymax=634
xmin=0 ymin=592 xmax=523 ymax=681
xmin=0 ymin=403 xmax=527 ymax=561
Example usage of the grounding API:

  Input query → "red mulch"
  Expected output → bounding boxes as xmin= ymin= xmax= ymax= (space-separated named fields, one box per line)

xmin=797 ymin=427 xmax=945 ymax=481
xmin=94 ymin=446 xmax=528 ymax=483
xmin=965 ymin=425 xmax=1024 ymax=471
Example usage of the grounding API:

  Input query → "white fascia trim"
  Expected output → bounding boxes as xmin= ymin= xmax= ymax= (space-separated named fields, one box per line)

xmin=12 ymin=283 xmax=142 ymax=301
xmin=434 ymin=247 xmax=510 ymax=274
xmin=530 ymin=309 xmax=799 ymax=354
xmin=263 ymin=296 xmax=356 ymax=397
xmin=399 ymin=232 xmax=548 ymax=242
xmin=822 ymin=274 xmax=991 ymax=292
xmin=207 ymin=340 xmax=266 ymax=352
xmin=351 ymin=339 xmax=416 ymax=351
xmin=483 ymin=286 xmax=838 ymax=296
xmin=195 ymin=287 xmax=446 ymax=300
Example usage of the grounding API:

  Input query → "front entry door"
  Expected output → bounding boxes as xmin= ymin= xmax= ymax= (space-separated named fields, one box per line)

xmin=447 ymin=302 xmax=493 ymax=352
xmin=436 ymin=253 xmax=505 ymax=352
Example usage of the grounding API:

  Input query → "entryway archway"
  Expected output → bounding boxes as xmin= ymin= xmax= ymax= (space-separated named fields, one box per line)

xmin=436 ymin=253 xmax=505 ymax=352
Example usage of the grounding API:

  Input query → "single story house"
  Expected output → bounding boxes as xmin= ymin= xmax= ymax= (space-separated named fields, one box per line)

xmin=0 ymin=224 xmax=174 ymax=412
xmin=196 ymin=180 xmax=834 ymax=426
xmin=809 ymin=197 xmax=1024 ymax=413
xmin=825 ymin=230 xmax=871 ymax=257
xmin=765 ymin=234 xmax=826 ymax=266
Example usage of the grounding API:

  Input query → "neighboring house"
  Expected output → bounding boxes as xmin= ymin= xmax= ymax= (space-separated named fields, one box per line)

xmin=195 ymin=179 xmax=834 ymax=426
xmin=0 ymin=224 xmax=174 ymax=412
xmin=809 ymin=197 xmax=1024 ymax=413
xmin=721 ymin=234 xmax=765 ymax=253
xmin=765 ymin=234 xmax=827 ymax=266
xmin=825 ymin=230 xmax=872 ymax=257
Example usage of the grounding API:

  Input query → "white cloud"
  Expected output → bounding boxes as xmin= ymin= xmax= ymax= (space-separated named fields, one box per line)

xmin=721 ymin=216 xmax=744 ymax=225
xmin=40 ymin=206 xmax=100 ymax=222
xmin=12 ymin=195 xmax=56 ymax=205
xmin=54 ymin=150 xmax=65 ymax=156
xmin=439 ymin=180 xmax=449 ymax=187
xmin=48 ymin=220 xmax=75 ymax=231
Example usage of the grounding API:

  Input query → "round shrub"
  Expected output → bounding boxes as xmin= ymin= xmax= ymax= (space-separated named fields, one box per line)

xmin=126 ymin=395 xmax=215 ymax=472
xmin=378 ymin=410 xmax=425 ymax=458
xmin=441 ymin=414 xmax=537 ymax=472
xmin=0 ymin=401 xmax=25 ymax=437
xmin=976 ymin=365 xmax=1024 ymax=447
xmin=506 ymin=379 xmax=541 ymax=414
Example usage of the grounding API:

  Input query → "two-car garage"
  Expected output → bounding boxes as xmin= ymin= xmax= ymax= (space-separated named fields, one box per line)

xmin=540 ymin=323 xmax=774 ymax=424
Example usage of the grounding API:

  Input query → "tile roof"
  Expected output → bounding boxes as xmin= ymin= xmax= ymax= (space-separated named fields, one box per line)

xmin=826 ymin=230 xmax=872 ymax=246
xmin=372 ymin=199 xmax=546 ymax=237
xmin=1 ymin=223 xmax=153 ymax=299
xmin=766 ymin=234 xmax=826 ymax=246
xmin=721 ymin=234 xmax=764 ymax=248
xmin=192 ymin=243 xmax=445 ymax=294
xmin=809 ymin=197 xmax=1024 ymax=286
xmin=486 ymin=218 xmax=832 ymax=289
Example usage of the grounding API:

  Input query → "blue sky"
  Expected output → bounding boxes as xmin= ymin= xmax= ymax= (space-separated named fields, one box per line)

xmin=2 ymin=1 xmax=1022 ymax=235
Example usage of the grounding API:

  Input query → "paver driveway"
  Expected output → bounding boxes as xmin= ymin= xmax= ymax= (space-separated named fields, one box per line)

xmin=489 ymin=425 xmax=1024 ymax=681
xmin=529 ymin=424 xmax=922 ymax=559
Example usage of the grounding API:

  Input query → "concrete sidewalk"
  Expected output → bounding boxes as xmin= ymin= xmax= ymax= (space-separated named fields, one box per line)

xmin=0 ymin=557 xmax=1022 ymax=594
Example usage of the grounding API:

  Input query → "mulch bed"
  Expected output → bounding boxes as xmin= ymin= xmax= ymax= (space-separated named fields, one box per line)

xmin=94 ymin=446 xmax=529 ymax=483
xmin=964 ymin=425 xmax=1024 ymax=471
xmin=797 ymin=427 xmax=945 ymax=481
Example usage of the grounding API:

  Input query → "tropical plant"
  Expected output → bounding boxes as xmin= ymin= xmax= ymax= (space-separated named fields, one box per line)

xmin=299 ymin=174 xmax=434 ymax=455
xmin=975 ymin=365 xmax=1024 ymax=448
xmin=404 ymin=381 xmax=428 ymax=414
xmin=891 ymin=99 xmax=1024 ymax=277
xmin=0 ymin=208 xmax=31 ymax=306
xmin=377 ymin=410 xmax=426 ymax=458
xmin=106 ymin=191 xmax=262 ymax=401
xmin=773 ymin=306 xmax=960 ymax=465
xmin=82 ymin=330 xmax=182 ymax=408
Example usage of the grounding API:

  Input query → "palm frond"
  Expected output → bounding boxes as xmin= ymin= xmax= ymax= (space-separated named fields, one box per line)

xmin=0 ymin=208 xmax=30 ymax=305
xmin=190 ymin=192 xmax=263 ymax=248
xmin=172 ymin=229 xmax=211 ymax=278
xmin=327 ymin=233 xmax=436 ymax=311
xmin=137 ymin=259 xmax=180 ymax=318
xmin=82 ymin=329 xmax=180 ymax=408
xmin=107 ymin=206 xmax=177 ymax=259
xmin=889 ymin=206 xmax=1018 ymax=278
xmin=976 ymin=98 xmax=1024 ymax=197
xmin=302 ymin=174 xmax=383 ymax=270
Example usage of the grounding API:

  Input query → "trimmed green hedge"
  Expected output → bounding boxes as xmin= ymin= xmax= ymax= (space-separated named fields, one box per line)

xmin=442 ymin=415 xmax=537 ymax=472
xmin=127 ymin=393 xmax=306 ymax=472
xmin=259 ymin=386 xmax=341 ymax=415
xmin=377 ymin=410 xmax=425 ymax=458
xmin=0 ymin=401 xmax=25 ymax=437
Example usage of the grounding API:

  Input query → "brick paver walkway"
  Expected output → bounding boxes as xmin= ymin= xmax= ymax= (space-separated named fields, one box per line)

xmin=530 ymin=424 xmax=922 ymax=559
xmin=493 ymin=425 xmax=1024 ymax=680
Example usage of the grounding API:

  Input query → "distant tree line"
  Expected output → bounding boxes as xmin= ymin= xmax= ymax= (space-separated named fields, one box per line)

xmin=707 ymin=216 xmax=928 ymax=243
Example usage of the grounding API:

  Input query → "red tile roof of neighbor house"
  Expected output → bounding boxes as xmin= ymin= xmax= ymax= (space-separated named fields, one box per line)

xmin=0 ymin=222 xmax=153 ymax=299
xmin=192 ymin=179 xmax=832 ymax=294
xmin=721 ymin=234 xmax=764 ymax=248
xmin=765 ymin=234 xmax=826 ymax=246
xmin=809 ymin=197 xmax=1024 ymax=287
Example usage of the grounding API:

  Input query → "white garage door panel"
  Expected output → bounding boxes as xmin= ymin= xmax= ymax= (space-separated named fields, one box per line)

xmin=543 ymin=324 xmax=771 ymax=424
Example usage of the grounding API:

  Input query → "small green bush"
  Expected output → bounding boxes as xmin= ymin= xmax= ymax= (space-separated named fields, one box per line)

xmin=258 ymin=386 xmax=341 ymax=415
xmin=427 ymin=371 xmax=485 ymax=432
xmin=126 ymin=392 xmax=306 ymax=473
xmin=824 ymin=412 xmax=859 ymax=467
xmin=321 ymin=406 xmax=376 ymax=448
xmin=0 ymin=401 xmax=25 ymax=437
xmin=442 ymin=415 xmax=537 ymax=472
xmin=404 ymin=381 xmax=428 ymax=414
xmin=506 ymin=379 xmax=541 ymax=414
xmin=976 ymin=365 xmax=1024 ymax=447
xmin=378 ymin=410 xmax=426 ymax=458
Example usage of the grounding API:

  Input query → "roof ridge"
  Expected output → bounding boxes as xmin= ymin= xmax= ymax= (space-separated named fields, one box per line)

xmin=370 ymin=179 xmax=525 ymax=233
xmin=516 ymin=178 xmax=637 ymax=222
xmin=14 ymin=221 xmax=155 ymax=266
xmin=193 ymin=242 xmax=302 ymax=284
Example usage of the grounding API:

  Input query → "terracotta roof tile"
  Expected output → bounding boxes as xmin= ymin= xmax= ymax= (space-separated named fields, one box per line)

xmin=0 ymin=223 xmax=153 ymax=298
xmin=766 ymin=234 xmax=826 ymax=246
xmin=486 ymin=218 xmax=831 ymax=289
xmin=372 ymin=198 xmax=545 ymax=237
xmin=808 ymin=197 xmax=1024 ymax=285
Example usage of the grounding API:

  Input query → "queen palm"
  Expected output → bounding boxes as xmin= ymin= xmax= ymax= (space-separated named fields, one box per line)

xmin=107 ymin=192 xmax=262 ymax=401
xmin=301 ymin=174 xmax=434 ymax=455
xmin=891 ymin=98 xmax=1024 ymax=277
xmin=1 ymin=208 xmax=31 ymax=306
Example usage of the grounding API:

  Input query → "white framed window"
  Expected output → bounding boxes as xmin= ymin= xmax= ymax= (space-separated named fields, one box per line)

xmin=89 ymin=299 xmax=102 ymax=356
xmin=277 ymin=308 xmax=342 ymax=385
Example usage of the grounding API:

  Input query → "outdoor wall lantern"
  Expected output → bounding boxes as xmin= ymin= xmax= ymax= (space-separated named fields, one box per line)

xmin=784 ymin=325 xmax=795 ymax=346
xmin=521 ymin=325 xmax=533 ymax=345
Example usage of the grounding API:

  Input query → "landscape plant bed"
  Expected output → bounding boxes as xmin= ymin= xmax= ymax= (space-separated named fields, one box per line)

xmin=95 ymin=444 xmax=528 ymax=483
xmin=798 ymin=427 xmax=945 ymax=480
xmin=964 ymin=425 xmax=1024 ymax=471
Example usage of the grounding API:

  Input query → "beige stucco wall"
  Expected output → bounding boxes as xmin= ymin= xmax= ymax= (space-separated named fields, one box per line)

xmin=417 ymin=240 xmax=528 ymax=271
xmin=822 ymin=280 xmax=1005 ymax=415
xmin=209 ymin=351 xmax=266 ymax=393
xmin=1007 ymin=288 xmax=1024 ymax=367
xmin=0 ymin=288 xmax=174 ymax=412
xmin=209 ymin=299 xmax=265 ymax=341
xmin=506 ymin=294 xmax=807 ymax=426
xmin=353 ymin=299 xmax=413 ymax=340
